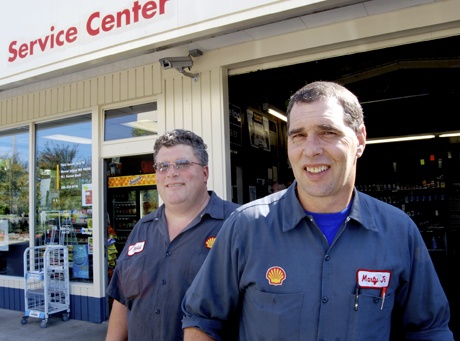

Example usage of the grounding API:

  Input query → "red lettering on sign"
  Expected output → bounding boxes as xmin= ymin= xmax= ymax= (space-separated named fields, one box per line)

xmin=8 ymin=26 xmax=78 ymax=62
xmin=7 ymin=0 xmax=169 ymax=62
xmin=86 ymin=0 xmax=168 ymax=36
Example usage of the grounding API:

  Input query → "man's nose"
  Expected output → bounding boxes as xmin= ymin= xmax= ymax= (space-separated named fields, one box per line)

xmin=302 ymin=135 xmax=323 ymax=157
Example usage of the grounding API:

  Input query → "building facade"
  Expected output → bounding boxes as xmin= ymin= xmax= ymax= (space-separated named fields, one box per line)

xmin=1 ymin=0 xmax=459 ymax=325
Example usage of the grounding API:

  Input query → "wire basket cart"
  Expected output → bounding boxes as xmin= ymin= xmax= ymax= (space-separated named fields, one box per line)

xmin=22 ymin=245 xmax=70 ymax=328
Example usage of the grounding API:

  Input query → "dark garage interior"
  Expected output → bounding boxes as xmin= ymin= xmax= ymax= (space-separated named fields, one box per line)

xmin=229 ymin=35 xmax=460 ymax=337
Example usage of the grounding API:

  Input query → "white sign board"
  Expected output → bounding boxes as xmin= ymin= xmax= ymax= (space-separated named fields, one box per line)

xmin=0 ymin=0 xmax=323 ymax=87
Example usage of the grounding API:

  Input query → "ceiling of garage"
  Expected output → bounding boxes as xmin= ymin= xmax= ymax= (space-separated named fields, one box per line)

xmin=228 ymin=35 xmax=460 ymax=138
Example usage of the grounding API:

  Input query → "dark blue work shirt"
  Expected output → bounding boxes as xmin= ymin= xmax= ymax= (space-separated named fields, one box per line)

xmin=107 ymin=191 xmax=239 ymax=341
xmin=182 ymin=182 xmax=453 ymax=341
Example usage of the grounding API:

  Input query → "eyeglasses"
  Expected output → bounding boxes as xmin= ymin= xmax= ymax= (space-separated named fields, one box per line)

xmin=154 ymin=159 xmax=204 ymax=173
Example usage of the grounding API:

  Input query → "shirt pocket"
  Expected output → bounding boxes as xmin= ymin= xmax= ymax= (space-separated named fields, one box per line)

xmin=346 ymin=289 xmax=394 ymax=340
xmin=118 ymin=254 xmax=148 ymax=307
xmin=186 ymin=249 xmax=209 ymax=283
xmin=242 ymin=287 xmax=303 ymax=341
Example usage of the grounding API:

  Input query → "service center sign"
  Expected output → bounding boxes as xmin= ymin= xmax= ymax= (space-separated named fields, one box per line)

xmin=1 ymin=0 xmax=316 ymax=88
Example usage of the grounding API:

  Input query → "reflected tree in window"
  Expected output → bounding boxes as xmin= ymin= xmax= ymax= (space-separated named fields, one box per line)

xmin=35 ymin=115 xmax=93 ymax=282
xmin=36 ymin=142 xmax=91 ymax=211
xmin=0 ymin=153 xmax=29 ymax=217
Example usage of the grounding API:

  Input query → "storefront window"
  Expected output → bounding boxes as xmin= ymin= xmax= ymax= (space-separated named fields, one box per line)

xmin=0 ymin=127 xmax=30 ymax=276
xmin=104 ymin=102 xmax=157 ymax=141
xmin=35 ymin=115 xmax=93 ymax=282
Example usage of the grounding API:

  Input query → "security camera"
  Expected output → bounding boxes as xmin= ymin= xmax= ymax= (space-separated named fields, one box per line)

xmin=159 ymin=56 xmax=193 ymax=70
xmin=159 ymin=52 xmax=201 ymax=81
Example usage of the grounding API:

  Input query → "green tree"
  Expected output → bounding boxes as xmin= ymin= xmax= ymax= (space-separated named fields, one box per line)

xmin=36 ymin=142 xmax=91 ymax=211
xmin=0 ymin=153 xmax=29 ymax=216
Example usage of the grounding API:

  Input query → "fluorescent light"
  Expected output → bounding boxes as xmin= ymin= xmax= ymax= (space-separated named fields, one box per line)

xmin=44 ymin=134 xmax=92 ymax=144
xmin=439 ymin=132 xmax=460 ymax=138
xmin=267 ymin=108 xmax=287 ymax=122
xmin=366 ymin=134 xmax=435 ymax=145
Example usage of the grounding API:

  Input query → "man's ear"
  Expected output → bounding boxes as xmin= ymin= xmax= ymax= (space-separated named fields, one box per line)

xmin=203 ymin=165 xmax=209 ymax=183
xmin=356 ymin=124 xmax=366 ymax=158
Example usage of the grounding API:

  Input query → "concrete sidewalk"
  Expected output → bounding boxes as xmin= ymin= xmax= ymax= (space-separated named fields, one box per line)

xmin=0 ymin=308 xmax=108 ymax=341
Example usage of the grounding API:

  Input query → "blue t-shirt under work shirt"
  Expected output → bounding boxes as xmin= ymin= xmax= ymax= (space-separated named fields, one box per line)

xmin=306 ymin=201 xmax=352 ymax=245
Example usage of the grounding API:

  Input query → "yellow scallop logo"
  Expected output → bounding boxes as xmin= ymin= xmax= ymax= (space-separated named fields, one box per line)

xmin=205 ymin=236 xmax=216 ymax=249
xmin=266 ymin=266 xmax=286 ymax=286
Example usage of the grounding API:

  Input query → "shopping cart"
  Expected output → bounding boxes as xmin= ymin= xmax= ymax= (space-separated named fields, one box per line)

xmin=21 ymin=245 xmax=70 ymax=328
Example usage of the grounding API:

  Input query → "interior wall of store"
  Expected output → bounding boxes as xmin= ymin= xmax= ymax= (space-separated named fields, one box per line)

xmin=1 ymin=0 xmax=459 ymax=319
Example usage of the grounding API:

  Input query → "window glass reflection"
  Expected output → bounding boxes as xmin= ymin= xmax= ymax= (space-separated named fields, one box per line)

xmin=36 ymin=115 xmax=93 ymax=282
xmin=0 ymin=127 xmax=30 ymax=276
xmin=104 ymin=102 xmax=157 ymax=141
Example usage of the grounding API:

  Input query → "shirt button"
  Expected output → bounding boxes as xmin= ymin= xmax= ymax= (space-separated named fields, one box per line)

xmin=373 ymin=297 xmax=380 ymax=304
xmin=322 ymin=296 xmax=328 ymax=303
xmin=155 ymin=309 xmax=160 ymax=314
xmin=166 ymin=252 xmax=171 ymax=256
xmin=162 ymin=280 xmax=166 ymax=285
xmin=324 ymin=254 xmax=330 ymax=261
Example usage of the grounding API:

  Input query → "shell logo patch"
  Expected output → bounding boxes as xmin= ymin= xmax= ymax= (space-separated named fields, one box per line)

xmin=205 ymin=236 xmax=216 ymax=249
xmin=266 ymin=266 xmax=286 ymax=286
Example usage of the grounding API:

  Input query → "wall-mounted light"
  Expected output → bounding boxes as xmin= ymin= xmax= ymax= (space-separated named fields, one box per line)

xmin=366 ymin=134 xmax=435 ymax=145
xmin=159 ymin=49 xmax=202 ymax=81
xmin=263 ymin=103 xmax=287 ymax=122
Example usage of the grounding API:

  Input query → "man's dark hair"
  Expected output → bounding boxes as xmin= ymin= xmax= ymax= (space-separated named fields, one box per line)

xmin=286 ymin=81 xmax=364 ymax=133
xmin=153 ymin=129 xmax=208 ymax=165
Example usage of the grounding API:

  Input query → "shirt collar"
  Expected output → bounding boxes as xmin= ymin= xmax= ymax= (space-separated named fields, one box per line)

xmin=281 ymin=183 xmax=378 ymax=233
xmin=201 ymin=191 xmax=227 ymax=220
xmin=348 ymin=189 xmax=379 ymax=232
xmin=149 ymin=190 xmax=224 ymax=221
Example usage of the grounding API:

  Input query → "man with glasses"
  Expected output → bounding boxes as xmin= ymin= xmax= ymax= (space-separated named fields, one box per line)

xmin=105 ymin=129 xmax=239 ymax=341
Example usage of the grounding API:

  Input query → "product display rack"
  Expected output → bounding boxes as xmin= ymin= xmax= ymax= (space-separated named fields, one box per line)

xmin=107 ymin=172 xmax=157 ymax=253
xmin=356 ymin=140 xmax=460 ymax=256
xmin=112 ymin=198 xmax=137 ymax=246
xmin=357 ymin=184 xmax=449 ymax=254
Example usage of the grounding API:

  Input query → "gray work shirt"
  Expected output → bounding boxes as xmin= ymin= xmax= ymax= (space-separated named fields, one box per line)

xmin=107 ymin=191 xmax=239 ymax=341
xmin=182 ymin=182 xmax=453 ymax=341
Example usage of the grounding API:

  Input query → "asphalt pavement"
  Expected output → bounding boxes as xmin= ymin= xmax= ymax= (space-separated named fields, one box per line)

xmin=0 ymin=308 xmax=108 ymax=341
